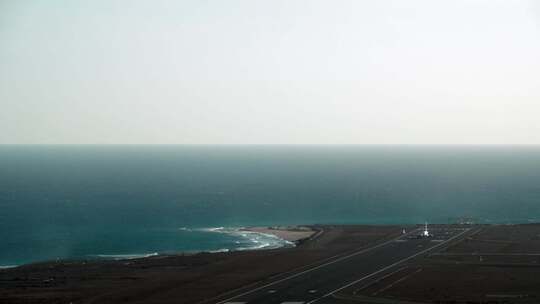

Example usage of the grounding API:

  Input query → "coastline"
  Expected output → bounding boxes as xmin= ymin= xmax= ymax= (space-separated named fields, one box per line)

xmin=241 ymin=225 xmax=317 ymax=243
xmin=0 ymin=226 xmax=316 ymax=269
xmin=0 ymin=224 xmax=406 ymax=303
xmin=195 ymin=225 xmax=317 ymax=252
xmin=4 ymin=223 xmax=540 ymax=303
xmin=0 ymin=265 xmax=18 ymax=269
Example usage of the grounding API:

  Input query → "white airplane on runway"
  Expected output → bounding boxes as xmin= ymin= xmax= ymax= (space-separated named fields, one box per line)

xmin=421 ymin=222 xmax=432 ymax=237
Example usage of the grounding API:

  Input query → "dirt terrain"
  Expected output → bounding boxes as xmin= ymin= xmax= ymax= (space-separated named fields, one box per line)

xmin=344 ymin=224 xmax=540 ymax=304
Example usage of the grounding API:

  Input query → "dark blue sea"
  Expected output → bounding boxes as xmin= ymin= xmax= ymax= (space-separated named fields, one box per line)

xmin=1 ymin=145 xmax=540 ymax=267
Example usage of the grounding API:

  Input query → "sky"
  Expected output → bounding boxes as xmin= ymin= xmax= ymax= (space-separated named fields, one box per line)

xmin=1 ymin=0 xmax=540 ymax=144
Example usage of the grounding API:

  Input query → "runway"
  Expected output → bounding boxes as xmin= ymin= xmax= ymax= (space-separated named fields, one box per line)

xmin=215 ymin=226 xmax=473 ymax=304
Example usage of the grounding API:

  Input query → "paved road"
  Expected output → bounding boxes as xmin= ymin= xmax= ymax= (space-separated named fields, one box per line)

xmin=215 ymin=226 xmax=472 ymax=304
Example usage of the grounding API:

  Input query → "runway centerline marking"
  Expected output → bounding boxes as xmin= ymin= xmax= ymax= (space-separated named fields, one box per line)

xmin=306 ymin=227 xmax=472 ymax=304
xmin=215 ymin=228 xmax=422 ymax=304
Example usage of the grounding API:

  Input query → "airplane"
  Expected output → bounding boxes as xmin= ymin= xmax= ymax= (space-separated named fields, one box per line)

xmin=420 ymin=222 xmax=432 ymax=238
xmin=404 ymin=222 xmax=433 ymax=239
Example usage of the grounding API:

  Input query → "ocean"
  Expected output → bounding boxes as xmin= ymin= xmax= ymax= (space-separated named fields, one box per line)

xmin=1 ymin=145 xmax=540 ymax=267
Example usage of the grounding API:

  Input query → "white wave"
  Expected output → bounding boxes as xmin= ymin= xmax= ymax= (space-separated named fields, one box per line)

xmin=91 ymin=252 xmax=158 ymax=260
xmin=200 ymin=227 xmax=294 ymax=251
xmin=0 ymin=265 xmax=18 ymax=269
xmin=196 ymin=227 xmax=225 ymax=232
xmin=209 ymin=248 xmax=230 ymax=253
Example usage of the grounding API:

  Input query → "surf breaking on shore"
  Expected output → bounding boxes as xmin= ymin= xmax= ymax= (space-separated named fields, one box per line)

xmin=0 ymin=226 xmax=316 ymax=268
xmin=197 ymin=226 xmax=315 ymax=252
xmin=82 ymin=226 xmax=315 ymax=263
xmin=91 ymin=253 xmax=159 ymax=260
xmin=0 ymin=265 xmax=18 ymax=269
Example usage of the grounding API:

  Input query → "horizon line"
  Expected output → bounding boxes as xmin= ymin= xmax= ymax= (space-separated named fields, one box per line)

xmin=1 ymin=143 xmax=540 ymax=147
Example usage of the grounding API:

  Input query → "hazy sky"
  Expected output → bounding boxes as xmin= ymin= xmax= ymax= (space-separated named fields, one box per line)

xmin=1 ymin=0 xmax=540 ymax=144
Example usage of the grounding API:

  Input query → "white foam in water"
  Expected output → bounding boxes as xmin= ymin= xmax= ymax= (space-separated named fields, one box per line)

xmin=197 ymin=227 xmax=225 ymax=232
xmin=199 ymin=227 xmax=294 ymax=251
xmin=209 ymin=248 xmax=230 ymax=253
xmin=92 ymin=252 xmax=159 ymax=260
xmin=0 ymin=265 xmax=18 ymax=269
